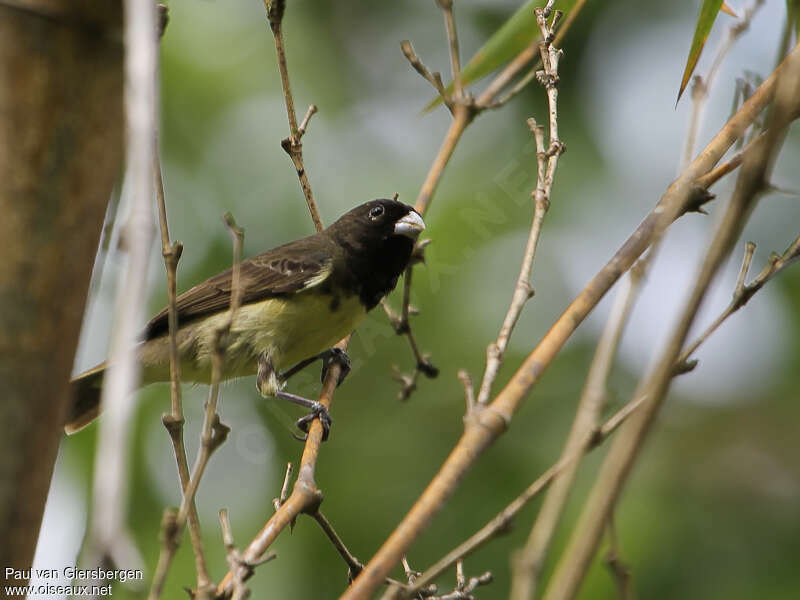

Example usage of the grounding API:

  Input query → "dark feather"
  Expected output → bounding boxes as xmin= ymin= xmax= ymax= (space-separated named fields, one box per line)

xmin=145 ymin=235 xmax=334 ymax=339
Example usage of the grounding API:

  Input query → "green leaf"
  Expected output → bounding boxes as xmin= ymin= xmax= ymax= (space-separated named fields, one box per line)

xmin=720 ymin=2 xmax=738 ymax=18
xmin=424 ymin=0 xmax=578 ymax=111
xmin=788 ymin=0 xmax=800 ymax=39
xmin=678 ymin=0 xmax=725 ymax=103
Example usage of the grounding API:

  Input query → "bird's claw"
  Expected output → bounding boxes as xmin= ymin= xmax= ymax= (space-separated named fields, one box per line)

xmin=293 ymin=401 xmax=333 ymax=442
xmin=321 ymin=348 xmax=351 ymax=387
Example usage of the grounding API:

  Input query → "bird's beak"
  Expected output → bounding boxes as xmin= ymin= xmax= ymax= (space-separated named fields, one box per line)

xmin=394 ymin=211 xmax=426 ymax=238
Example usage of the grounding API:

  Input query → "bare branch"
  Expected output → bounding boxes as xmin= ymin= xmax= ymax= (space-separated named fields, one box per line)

xmin=149 ymin=215 xmax=244 ymax=599
xmin=476 ymin=7 xmax=566 ymax=407
xmin=436 ymin=0 xmax=463 ymax=100
xmin=153 ymin=133 xmax=211 ymax=590
xmin=272 ymin=462 xmax=294 ymax=512
xmin=401 ymin=40 xmax=449 ymax=108
xmin=603 ymin=517 xmax=633 ymax=600
xmin=675 ymin=236 xmax=800 ymax=374
xmin=542 ymin=42 xmax=800 ymax=600
xmin=343 ymin=41 xmax=800 ymax=600
xmin=510 ymin=266 xmax=642 ymax=599
xmin=312 ymin=511 xmax=364 ymax=580
xmin=395 ymin=394 xmax=650 ymax=599
xmin=263 ymin=0 xmax=323 ymax=232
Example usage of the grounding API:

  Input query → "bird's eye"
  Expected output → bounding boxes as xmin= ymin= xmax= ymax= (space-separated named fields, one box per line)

xmin=369 ymin=205 xmax=385 ymax=220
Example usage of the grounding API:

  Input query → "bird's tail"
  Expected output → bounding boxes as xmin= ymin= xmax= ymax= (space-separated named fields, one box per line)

xmin=65 ymin=363 xmax=107 ymax=434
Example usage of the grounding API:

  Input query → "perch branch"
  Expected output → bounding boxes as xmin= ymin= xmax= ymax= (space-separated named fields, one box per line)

xmin=217 ymin=338 xmax=348 ymax=597
xmin=217 ymin=1 xmax=360 ymax=592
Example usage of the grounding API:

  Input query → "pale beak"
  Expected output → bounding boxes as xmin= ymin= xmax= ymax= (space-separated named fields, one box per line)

xmin=394 ymin=211 xmax=426 ymax=238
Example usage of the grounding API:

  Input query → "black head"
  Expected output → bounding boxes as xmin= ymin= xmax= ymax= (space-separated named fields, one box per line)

xmin=327 ymin=199 xmax=425 ymax=309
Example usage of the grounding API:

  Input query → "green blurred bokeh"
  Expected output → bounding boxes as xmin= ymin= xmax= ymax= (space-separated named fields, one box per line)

xmin=50 ymin=1 xmax=800 ymax=599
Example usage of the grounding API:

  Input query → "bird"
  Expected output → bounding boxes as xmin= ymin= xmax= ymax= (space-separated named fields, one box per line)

xmin=66 ymin=199 xmax=426 ymax=439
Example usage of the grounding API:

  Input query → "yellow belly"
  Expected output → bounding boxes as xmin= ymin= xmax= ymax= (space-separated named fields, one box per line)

xmin=141 ymin=291 xmax=366 ymax=384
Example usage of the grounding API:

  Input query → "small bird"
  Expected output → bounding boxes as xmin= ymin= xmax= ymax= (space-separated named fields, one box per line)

xmin=67 ymin=199 xmax=425 ymax=438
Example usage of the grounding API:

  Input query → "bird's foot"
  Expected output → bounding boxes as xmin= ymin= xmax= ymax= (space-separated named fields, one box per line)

xmin=276 ymin=390 xmax=333 ymax=442
xmin=293 ymin=401 xmax=333 ymax=442
xmin=321 ymin=348 xmax=351 ymax=387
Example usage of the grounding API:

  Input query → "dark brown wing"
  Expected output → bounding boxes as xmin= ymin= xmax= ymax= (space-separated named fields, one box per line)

xmin=145 ymin=235 xmax=334 ymax=339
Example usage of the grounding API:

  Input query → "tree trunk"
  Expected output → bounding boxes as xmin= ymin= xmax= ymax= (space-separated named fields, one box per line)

xmin=0 ymin=0 xmax=123 ymax=581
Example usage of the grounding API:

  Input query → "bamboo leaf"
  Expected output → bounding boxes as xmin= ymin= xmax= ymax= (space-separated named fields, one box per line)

xmin=788 ymin=0 xmax=800 ymax=38
xmin=720 ymin=2 xmax=738 ymax=18
xmin=678 ymin=0 xmax=725 ymax=103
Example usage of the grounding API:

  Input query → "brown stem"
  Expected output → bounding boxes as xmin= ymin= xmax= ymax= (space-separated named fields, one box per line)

xmin=541 ymin=43 xmax=800 ymax=600
xmin=342 ymin=41 xmax=800 ymax=600
xmin=153 ymin=135 xmax=210 ymax=589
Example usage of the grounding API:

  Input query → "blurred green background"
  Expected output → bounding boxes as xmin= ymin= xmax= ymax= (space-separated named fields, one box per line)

xmin=37 ymin=1 xmax=800 ymax=598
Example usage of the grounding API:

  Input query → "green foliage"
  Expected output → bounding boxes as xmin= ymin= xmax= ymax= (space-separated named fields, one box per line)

xmin=678 ymin=0 xmax=725 ymax=102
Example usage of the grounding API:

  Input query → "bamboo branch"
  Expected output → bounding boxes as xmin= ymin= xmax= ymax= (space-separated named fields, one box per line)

xmin=509 ymin=263 xmax=642 ymax=600
xmin=541 ymin=42 xmax=800 ymax=600
xmin=342 ymin=41 xmax=800 ymax=600
xmin=396 ymin=232 xmax=797 ymax=600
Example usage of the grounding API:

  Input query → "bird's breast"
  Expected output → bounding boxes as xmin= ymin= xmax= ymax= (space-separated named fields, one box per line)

xmin=235 ymin=290 xmax=367 ymax=370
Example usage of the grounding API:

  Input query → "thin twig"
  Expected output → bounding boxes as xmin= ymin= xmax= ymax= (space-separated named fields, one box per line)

xmin=263 ymin=0 xmax=323 ymax=233
xmin=436 ymin=0 xmax=463 ymax=101
xmin=542 ymin=43 xmax=800 ymax=600
xmin=153 ymin=134 xmax=211 ymax=591
xmin=401 ymin=40 xmax=450 ymax=109
xmin=476 ymin=7 xmax=565 ymax=408
xmin=312 ymin=511 xmax=365 ymax=579
xmin=272 ymin=462 xmax=294 ymax=512
xmin=675 ymin=235 xmax=800 ymax=375
xmin=148 ymin=215 xmax=244 ymax=599
xmin=427 ymin=561 xmax=492 ymax=600
xmin=604 ymin=516 xmax=633 ymax=600
xmin=384 ymin=249 xmax=439 ymax=400
xmin=220 ymin=509 xmax=259 ymax=600
xmin=457 ymin=370 xmax=475 ymax=415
